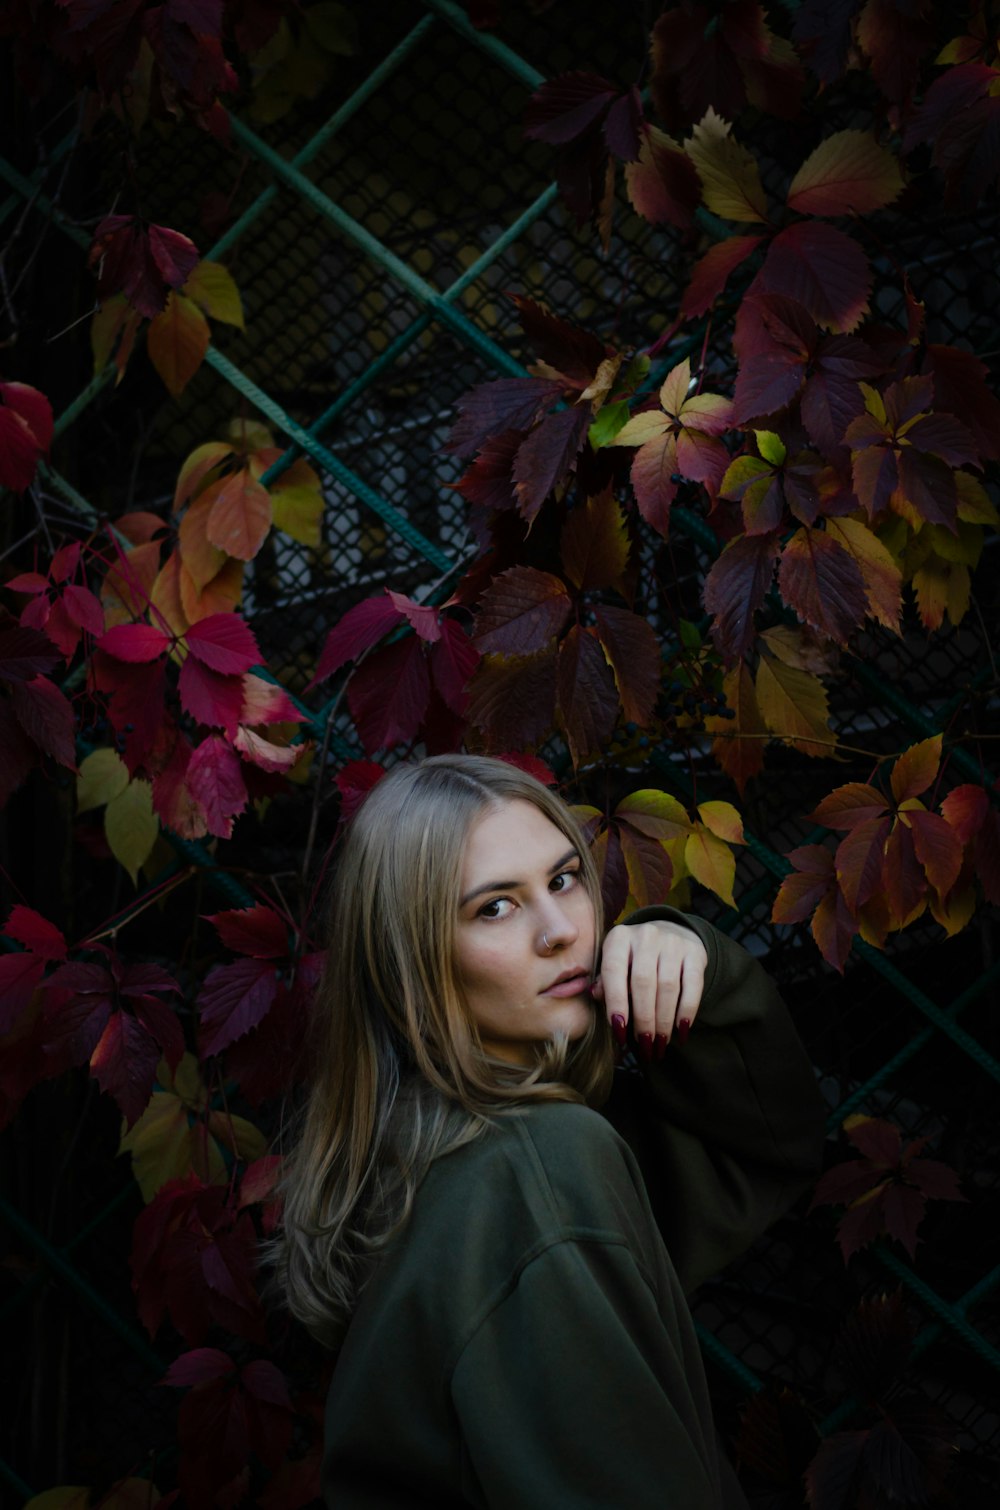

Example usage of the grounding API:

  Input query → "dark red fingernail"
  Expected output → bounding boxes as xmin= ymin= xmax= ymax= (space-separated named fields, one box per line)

xmin=637 ymin=1031 xmax=653 ymax=1063
xmin=675 ymin=1018 xmax=691 ymax=1046
xmin=611 ymin=1013 xmax=627 ymax=1047
xmin=653 ymin=1033 xmax=668 ymax=1061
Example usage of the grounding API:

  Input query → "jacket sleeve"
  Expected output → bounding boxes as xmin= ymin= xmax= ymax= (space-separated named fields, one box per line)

xmin=609 ymin=905 xmax=827 ymax=1293
xmin=449 ymin=1235 xmax=728 ymax=1510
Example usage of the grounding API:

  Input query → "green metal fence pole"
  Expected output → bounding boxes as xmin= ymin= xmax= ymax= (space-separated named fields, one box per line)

xmin=209 ymin=14 xmax=438 ymax=261
xmin=873 ymin=1242 xmax=1000 ymax=1375
xmin=225 ymin=115 xmax=526 ymax=379
xmin=0 ymin=1196 xmax=166 ymax=1375
xmin=203 ymin=344 xmax=456 ymax=571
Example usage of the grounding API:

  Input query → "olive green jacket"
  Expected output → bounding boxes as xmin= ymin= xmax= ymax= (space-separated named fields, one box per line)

xmin=321 ymin=908 xmax=826 ymax=1508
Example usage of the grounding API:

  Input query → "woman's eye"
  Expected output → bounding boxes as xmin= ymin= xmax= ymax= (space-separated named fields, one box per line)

xmin=551 ymin=869 xmax=579 ymax=893
xmin=478 ymin=897 xmax=514 ymax=920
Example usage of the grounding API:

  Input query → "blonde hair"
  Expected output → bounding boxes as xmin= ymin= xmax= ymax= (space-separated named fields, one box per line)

xmin=273 ymin=754 xmax=612 ymax=1346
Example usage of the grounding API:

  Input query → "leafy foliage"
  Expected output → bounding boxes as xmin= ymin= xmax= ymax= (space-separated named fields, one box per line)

xmin=3 ymin=0 xmax=1000 ymax=1503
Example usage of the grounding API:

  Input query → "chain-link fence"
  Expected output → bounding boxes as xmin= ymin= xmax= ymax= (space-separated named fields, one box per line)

xmin=2 ymin=0 xmax=999 ymax=1502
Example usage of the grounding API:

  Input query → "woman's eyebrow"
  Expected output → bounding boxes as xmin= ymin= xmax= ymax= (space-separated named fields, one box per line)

xmin=459 ymin=848 xmax=579 ymax=907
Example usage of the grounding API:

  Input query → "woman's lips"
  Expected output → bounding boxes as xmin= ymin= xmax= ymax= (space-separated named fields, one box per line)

xmin=541 ymin=973 xmax=592 ymax=998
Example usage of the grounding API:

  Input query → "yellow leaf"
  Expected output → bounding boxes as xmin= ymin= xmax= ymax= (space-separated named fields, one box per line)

xmin=105 ymin=780 xmax=159 ymax=884
xmin=684 ymin=825 xmax=737 ymax=909
xmin=615 ymin=789 xmax=692 ymax=840
xmin=859 ymin=382 xmax=887 ymax=424
xmin=304 ymin=0 xmax=356 ymax=54
xmin=24 ymin=1491 xmax=90 ymax=1510
xmin=955 ymin=469 xmax=999 ymax=525
xmin=913 ymin=557 xmax=970 ymax=629
xmin=270 ymin=481 xmax=323 ymax=546
xmin=77 ymin=748 xmax=129 ymax=813
xmin=614 ymin=411 xmax=670 ymax=447
xmin=227 ymin=417 xmax=274 ymax=453
xmin=928 ymin=880 xmax=976 ymax=938
xmin=147 ymin=292 xmax=210 ymax=398
xmin=206 ymin=1108 xmax=268 ymax=1162
xmin=685 ymin=108 xmax=768 ymax=223
xmin=120 ymin=1054 xmax=217 ymax=1202
xmin=659 ymin=358 xmax=691 ymax=417
xmin=181 ymin=260 xmax=244 ymax=328
xmin=824 ymin=516 xmax=902 ymax=632
xmin=697 ymin=800 xmax=745 ymax=845
xmin=786 ymin=129 xmax=904 ymax=216
xmin=100 ymin=1478 xmax=163 ymax=1510
xmin=755 ymin=652 xmax=834 ymax=756
xmin=173 ymin=440 xmax=235 ymax=513
xmin=91 ymin=295 xmax=140 ymax=383
xmin=925 ymin=521 xmax=984 ymax=568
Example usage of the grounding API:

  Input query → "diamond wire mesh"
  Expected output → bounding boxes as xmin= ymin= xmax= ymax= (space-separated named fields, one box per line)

xmin=4 ymin=0 xmax=1000 ymax=1500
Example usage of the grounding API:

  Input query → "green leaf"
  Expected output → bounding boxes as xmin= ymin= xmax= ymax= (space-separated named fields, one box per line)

xmin=181 ymin=261 xmax=245 ymax=329
xmin=588 ymin=399 xmax=631 ymax=449
xmin=755 ymin=429 xmax=787 ymax=465
xmin=77 ymin=748 xmax=129 ymax=814
xmin=105 ymin=780 xmax=159 ymax=884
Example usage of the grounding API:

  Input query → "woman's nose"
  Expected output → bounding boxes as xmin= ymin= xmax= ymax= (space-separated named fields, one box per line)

xmin=536 ymin=896 xmax=579 ymax=952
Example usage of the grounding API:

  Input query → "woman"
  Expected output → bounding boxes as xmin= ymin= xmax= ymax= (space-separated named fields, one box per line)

xmin=276 ymin=754 xmax=825 ymax=1509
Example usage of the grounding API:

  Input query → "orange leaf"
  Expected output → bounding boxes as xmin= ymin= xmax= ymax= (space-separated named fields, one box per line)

xmin=786 ymin=130 xmax=904 ymax=216
xmin=178 ymin=487 xmax=227 ymax=591
xmin=151 ymin=548 xmax=190 ymax=639
xmin=147 ymin=291 xmax=210 ymax=397
xmin=755 ymin=650 xmax=833 ymax=756
xmin=890 ymin=735 xmax=942 ymax=804
xmin=706 ymin=660 xmax=766 ymax=794
xmin=560 ymin=489 xmax=630 ymax=593
xmin=100 ymin=539 xmax=162 ymax=626
xmin=180 ymin=556 xmax=244 ymax=625
xmin=206 ymin=466 xmax=273 ymax=560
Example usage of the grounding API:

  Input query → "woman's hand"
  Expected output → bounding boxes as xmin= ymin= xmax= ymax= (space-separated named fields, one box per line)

xmin=594 ymin=919 xmax=708 ymax=1063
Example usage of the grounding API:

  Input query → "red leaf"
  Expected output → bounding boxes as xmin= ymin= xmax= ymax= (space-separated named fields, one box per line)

xmin=880 ymin=1182 xmax=925 ymax=1258
xmin=386 ymin=591 xmax=441 ymax=644
xmin=99 ymin=622 xmax=172 ymax=662
xmin=592 ymin=823 xmax=629 ymax=923
xmin=856 ymin=0 xmax=934 ymax=105
xmin=619 ymin=824 xmax=674 ymax=909
xmin=164 ymin=1347 xmax=236 ymax=1389
xmin=179 ymin=655 xmax=244 ymax=737
xmin=940 ymin=783 xmax=989 ymax=845
xmin=560 ymin=489 xmax=630 ymax=594
xmin=5 ymin=904 xmax=67 ymax=958
xmin=810 ymin=783 xmax=887 ymax=830
xmin=450 ymin=430 xmax=520 ymax=512
xmin=0 ymin=623 xmax=61 ymax=681
xmin=512 ymin=405 xmax=591 ymax=522
xmin=883 ymin=820 xmax=926 ymax=925
xmin=756 ymin=222 xmax=872 ymax=332
xmin=523 ymin=71 xmax=620 ymax=148
xmin=793 ymin=0 xmax=862 ymax=85
xmin=474 ymin=566 xmax=573 ymax=656
xmin=335 ymin=759 xmax=386 ymax=822
xmin=91 ymin=215 xmax=199 ymax=319
xmin=704 ymin=532 xmax=780 ymax=661
xmin=185 ymin=612 xmax=260 ymax=674
xmin=624 ymin=124 xmax=700 ymax=229
xmin=447 ymin=378 xmax=563 ymax=458
xmin=556 ymin=624 xmax=619 ymax=766
xmin=240 ymin=672 xmax=299 ymax=727
xmin=430 ymin=619 xmax=480 ymax=717
xmin=778 ymin=527 xmax=868 ymax=645
xmin=732 ymin=293 xmax=815 ymax=424
xmin=905 ymin=1155 xmax=965 ymax=1203
xmin=801 ymin=335 xmax=884 ymax=456
xmin=8 ymin=676 xmax=76 ymax=766
xmin=186 ymin=736 xmax=248 ymax=838
xmin=198 ymin=956 xmax=280 ymax=1057
xmin=628 ymin=431 xmax=679 ymax=537
xmin=0 ymin=953 xmax=47 ymax=1034
xmin=90 ymin=1009 xmax=161 ymax=1126
xmin=308 ymin=594 xmax=403 ymax=687
xmin=347 ymin=638 xmax=431 ymax=753
xmin=0 ymin=382 xmax=53 ymax=490
xmin=207 ymin=904 xmax=288 ymax=959
xmin=925 ymin=343 xmax=1000 ymax=463
xmin=6 ymin=572 xmax=49 ymax=595
xmin=681 ymin=234 xmax=763 ymax=319
xmin=61 ymin=584 xmax=105 ymax=635
xmin=466 ymin=649 xmax=558 ymax=749
xmin=907 ymin=810 xmax=964 ymax=898
xmin=836 ymin=817 xmax=891 ymax=910
xmin=593 ymin=605 xmax=661 ymax=726
xmin=0 ymin=380 xmax=53 ymax=453
xmin=897 ymin=450 xmax=958 ymax=529
xmin=899 ymin=412 xmax=978 ymax=468
xmin=508 ymin=294 xmax=609 ymax=387
xmin=772 ymin=844 xmax=836 ymax=924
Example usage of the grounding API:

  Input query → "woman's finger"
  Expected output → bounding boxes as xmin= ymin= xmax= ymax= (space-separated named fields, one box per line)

xmin=598 ymin=927 xmax=632 ymax=1046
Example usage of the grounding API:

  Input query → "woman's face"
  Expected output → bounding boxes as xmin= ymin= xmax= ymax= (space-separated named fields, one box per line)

xmin=453 ymin=799 xmax=597 ymax=1065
